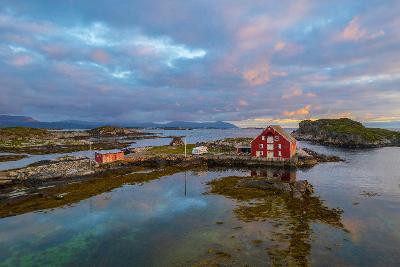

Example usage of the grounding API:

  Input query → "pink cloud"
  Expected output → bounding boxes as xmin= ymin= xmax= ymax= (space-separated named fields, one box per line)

xmin=339 ymin=16 xmax=385 ymax=41
xmin=283 ymin=105 xmax=312 ymax=117
xmin=239 ymin=99 xmax=248 ymax=107
xmin=282 ymin=87 xmax=317 ymax=99
xmin=282 ymin=87 xmax=303 ymax=99
xmin=274 ymin=41 xmax=286 ymax=51
xmin=242 ymin=62 xmax=270 ymax=86
xmin=90 ymin=49 xmax=110 ymax=64
xmin=10 ymin=55 xmax=34 ymax=67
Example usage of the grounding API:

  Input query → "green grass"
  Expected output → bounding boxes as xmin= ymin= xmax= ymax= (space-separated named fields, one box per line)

xmin=306 ymin=118 xmax=400 ymax=142
xmin=148 ymin=144 xmax=196 ymax=155
xmin=0 ymin=127 xmax=49 ymax=141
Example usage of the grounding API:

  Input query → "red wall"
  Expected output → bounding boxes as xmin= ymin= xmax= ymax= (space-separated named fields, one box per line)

xmin=250 ymin=127 xmax=295 ymax=159
xmin=95 ymin=152 xmax=124 ymax=163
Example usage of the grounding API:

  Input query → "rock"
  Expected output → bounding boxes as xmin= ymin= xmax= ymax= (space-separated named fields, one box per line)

xmin=169 ymin=136 xmax=184 ymax=146
xmin=7 ymin=156 xmax=95 ymax=181
xmin=237 ymin=178 xmax=313 ymax=199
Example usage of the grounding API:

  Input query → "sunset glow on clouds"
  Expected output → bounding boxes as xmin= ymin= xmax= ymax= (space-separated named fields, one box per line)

xmin=0 ymin=1 xmax=399 ymax=126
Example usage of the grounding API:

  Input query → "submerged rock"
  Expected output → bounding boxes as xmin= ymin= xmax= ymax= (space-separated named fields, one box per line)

xmin=236 ymin=178 xmax=314 ymax=199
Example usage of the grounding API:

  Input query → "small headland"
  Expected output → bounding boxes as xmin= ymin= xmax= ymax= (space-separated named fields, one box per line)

xmin=292 ymin=118 xmax=400 ymax=148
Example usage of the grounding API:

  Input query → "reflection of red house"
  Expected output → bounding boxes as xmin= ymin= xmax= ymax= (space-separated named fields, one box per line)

xmin=251 ymin=125 xmax=296 ymax=159
xmin=250 ymin=169 xmax=296 ymax=182
xmin=95 ymin=151 xmax=124 ymax=164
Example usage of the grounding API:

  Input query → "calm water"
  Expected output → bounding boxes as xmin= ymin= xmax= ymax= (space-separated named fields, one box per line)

xmin=1 ymin=129 xmax=400 ymax=266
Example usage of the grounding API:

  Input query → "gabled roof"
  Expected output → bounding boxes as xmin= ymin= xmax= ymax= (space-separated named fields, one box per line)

xmin=269 ymin=125 xmax=296 ymax=143
xmin=251 ymin=125 xmax=296 ymax=144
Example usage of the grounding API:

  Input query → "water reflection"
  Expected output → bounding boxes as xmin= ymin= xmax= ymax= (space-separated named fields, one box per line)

xmin=207 ymin=172 xmax=346 ymax=266
xmin=251 ymin=168 xmax=297 ymax=182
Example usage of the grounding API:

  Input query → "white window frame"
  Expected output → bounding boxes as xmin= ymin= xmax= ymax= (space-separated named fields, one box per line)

xmin=278 ymin=151 xmax=282 ymax=157
xmin=259 ymin=144 xmax=263 ymax=149
xmin=274 ymin=136 xmax=279 ymax=141
xmin=278 ymin=144 xmax=282 ymax=149
xmin=262 ymin=136 xmax=265 ymax=141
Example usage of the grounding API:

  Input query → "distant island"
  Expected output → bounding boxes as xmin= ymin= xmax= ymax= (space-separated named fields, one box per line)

xmin=0 ymin=115 xmax=237 ymax=129
xmin=292 ymin=118 xmax=400 ymax=148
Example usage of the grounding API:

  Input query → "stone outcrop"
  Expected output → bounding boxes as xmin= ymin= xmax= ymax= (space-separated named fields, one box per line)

xmin=236 ymin=178 xmax=314 ymax=199
xmin=7 ymin=156 xmax=96 ymax=181
xmin=292 ymin=118 xmax=400 ymax=148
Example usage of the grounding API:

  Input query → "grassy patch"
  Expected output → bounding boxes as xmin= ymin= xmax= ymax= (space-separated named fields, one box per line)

xmin=303 ymin=118 xmax=400 ymax=142
xmin=0 ymin=127 xmax=50 ymax=141
xmin=148 ymin=144 xmax=196 ymax=155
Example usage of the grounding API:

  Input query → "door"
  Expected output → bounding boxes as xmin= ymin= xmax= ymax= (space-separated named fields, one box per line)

xmin=267 ymin=151 xmax=274 ymax=159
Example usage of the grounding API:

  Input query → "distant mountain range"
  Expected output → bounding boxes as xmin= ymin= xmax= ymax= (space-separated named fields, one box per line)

xmin=0 ymin=115 xmax=238 ymax=129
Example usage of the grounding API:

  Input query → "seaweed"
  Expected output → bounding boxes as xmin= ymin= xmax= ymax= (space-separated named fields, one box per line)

xmin=206 ymin=175 xmax=346 ymax=266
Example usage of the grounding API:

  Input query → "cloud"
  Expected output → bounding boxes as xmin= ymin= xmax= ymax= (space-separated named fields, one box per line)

xmin=242 ymin=62 xmax=270 ymax=86
xmin=238 ymin=99 xmax=249 ymax=107
xmin=90 ymin=49 xmax=110 ymax=64
xmin=274 ymin=41 xmax=286 ymax=51
xmin=339 ymin=16 xmax=385 ymax=41
xmin=282 ymin=87 xmax=316 ymax=99
xmin=0 ymin=1 xmax=399 ymax=123
xmin=283 ymin=105 xmax=312 ymax=117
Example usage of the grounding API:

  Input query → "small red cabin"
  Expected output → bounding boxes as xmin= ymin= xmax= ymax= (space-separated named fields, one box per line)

xmin=251 ymin=125 xmax=296 ymax=159
xmin=95 ymin=151 xmax=124 ymax=164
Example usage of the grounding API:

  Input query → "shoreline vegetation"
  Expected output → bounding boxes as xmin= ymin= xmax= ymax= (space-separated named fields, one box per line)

xmin=0 ymin=126 xmax=157 ymax=155
xmin=292 ymin=118 xmax=400 ymax=148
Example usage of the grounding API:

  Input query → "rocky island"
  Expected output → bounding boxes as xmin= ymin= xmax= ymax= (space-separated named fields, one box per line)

xmin=292 ymin=118 xmax=400 ymax=148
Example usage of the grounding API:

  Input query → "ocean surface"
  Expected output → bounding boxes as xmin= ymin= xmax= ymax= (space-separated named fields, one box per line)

xmin=0 ymin=128 xmax=400 ymax=266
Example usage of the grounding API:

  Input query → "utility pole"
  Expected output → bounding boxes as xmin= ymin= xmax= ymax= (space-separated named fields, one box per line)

xmin=184 ymin=136 xmax=187 ymax=158
xmin=89 ymin=141 xmax=92 ymax=171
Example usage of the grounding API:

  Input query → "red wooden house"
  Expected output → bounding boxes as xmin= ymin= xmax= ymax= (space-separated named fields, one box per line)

xmin=251 ymin=125 xmax=296 ymax=159
xmin=95 ymin=151 xmax=124 ymax=164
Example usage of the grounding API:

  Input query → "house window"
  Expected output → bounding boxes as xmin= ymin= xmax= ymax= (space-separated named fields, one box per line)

xmin=274 ymin=136 xmax=279 ymax=141
xmin=278 ymin=144 xmax=282 ymax=149
xmin=259 ymin=144 xmax=263 ymax=149
xmin=260 ymin=151 xmax=263 ymax=156
xmin=278 ymin=151 xmax=282 ymax=157
xmin=262 ymin=136 xmax=265 ymax=141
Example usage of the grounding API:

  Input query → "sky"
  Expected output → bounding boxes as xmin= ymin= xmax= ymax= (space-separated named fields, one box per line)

xmin=0 ymin=0 xmax=399 ymax=127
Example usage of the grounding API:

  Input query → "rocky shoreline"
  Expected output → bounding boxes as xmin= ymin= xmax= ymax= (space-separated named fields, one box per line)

xmin=0 ymin=144 xmax=343 ymax=188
